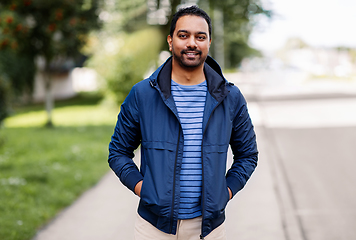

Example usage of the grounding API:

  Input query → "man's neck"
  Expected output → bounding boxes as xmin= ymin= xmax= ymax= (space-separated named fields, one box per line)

xmin=171 ymin=60 xmax=205 ymax=86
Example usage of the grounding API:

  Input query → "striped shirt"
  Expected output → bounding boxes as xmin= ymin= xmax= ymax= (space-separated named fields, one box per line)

xmin=171 ymin=80 xmax=207 ymax=219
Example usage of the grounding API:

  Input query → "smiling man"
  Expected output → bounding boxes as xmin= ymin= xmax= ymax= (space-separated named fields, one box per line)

xmin=168 ymin=14 xmax=210 ymax=73
xmin=108 ymin=6 xmax=258 ymax=240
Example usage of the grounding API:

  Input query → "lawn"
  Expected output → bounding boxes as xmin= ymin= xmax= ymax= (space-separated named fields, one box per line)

xmin=0 ymin=94 xmax=119 ymax=240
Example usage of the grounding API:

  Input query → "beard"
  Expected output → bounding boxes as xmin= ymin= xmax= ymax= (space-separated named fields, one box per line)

xmin=172 ymin=46 xmax=207 ymax=69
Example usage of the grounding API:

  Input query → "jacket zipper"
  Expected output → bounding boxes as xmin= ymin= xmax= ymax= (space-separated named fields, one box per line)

xmin=200 ymin=142 xmax=205 ymax=240
xmin=151 ymin=79 xmax=181 ymax=234
xmin=200 ymin=100 xmax=224 ymax=239
xmin=169 ymin=124 xmax=181 ymax=233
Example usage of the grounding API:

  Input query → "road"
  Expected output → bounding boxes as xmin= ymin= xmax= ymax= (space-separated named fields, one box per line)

xmin=247 ymin=93 xmax=356 ymax=240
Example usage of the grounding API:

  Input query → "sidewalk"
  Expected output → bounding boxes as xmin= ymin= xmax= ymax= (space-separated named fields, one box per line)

xmin=32 ymin=74 xmax=356 ymax=240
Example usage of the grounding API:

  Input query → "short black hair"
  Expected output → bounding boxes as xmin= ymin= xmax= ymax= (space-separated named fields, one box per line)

xmin=170 ymin=5 xmax=212 ymax=39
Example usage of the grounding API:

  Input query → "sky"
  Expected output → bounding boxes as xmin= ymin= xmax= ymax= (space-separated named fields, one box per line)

xmin=249 ymin=0 xmax=356 ymax=53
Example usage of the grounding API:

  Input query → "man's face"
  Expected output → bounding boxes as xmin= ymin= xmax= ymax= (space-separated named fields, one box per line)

xmin=168 ymin=15 xmax=211 ymax=70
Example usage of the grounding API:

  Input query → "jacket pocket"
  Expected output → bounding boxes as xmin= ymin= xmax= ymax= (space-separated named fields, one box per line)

xmin=141 ymin=141 xmax=176 ymax=151
xmin=140 ymin=169 xmax=171 ymax=216
xmin=139 ymin=142 xmax=176 ymax=217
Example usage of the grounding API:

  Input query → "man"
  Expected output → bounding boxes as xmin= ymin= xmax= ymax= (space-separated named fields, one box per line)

xmin=108 ymin=5 xmax=258 ymax=240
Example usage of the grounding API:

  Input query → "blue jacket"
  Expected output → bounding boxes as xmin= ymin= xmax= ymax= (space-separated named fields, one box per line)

xmin=108 ymin=56 xmax=258 ymax=238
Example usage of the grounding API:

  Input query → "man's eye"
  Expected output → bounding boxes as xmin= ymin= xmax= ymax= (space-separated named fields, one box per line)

xmin=179 ymin=34 xmax=187 ymax=38
xmin=197 ymin=35 xmax=206 ymax=40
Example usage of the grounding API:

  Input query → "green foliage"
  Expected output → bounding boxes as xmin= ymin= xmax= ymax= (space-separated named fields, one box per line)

xmin=198 ymin=0 xmax=271 ymax=68
xmin=0 ymin=0 xmax=102 ymax=61
xmin=144 ymin=0 xmax=271 ymax=68
xmin=227 ymin=41 xmax=262 ymax=67
xmin=86 ymin=0 xmax=163 ymax=105
xmin=0 ymin=0 xmax=103 ymax=126
xmin=89 ymin=27 xmax=164 ymax=105
xmin=116 ymin=0 xmax=148 ymax=33
xmin=0 ymin=49 xmax=35 ymax=95
xmin=0 ymin=75 xmax=11 ymax=125
xmin=89 ymin=0 xmax=270 ymax=105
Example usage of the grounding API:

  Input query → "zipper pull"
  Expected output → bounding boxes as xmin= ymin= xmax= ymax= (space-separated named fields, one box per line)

xmin=149 ymin=80 xmax=156 ymax=87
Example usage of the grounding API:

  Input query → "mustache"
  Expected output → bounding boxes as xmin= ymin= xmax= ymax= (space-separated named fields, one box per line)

xmin=181 ymin=49 xmax=202 ymax=55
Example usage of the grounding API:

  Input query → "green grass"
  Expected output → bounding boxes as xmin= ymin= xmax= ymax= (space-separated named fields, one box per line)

xmin=5 ymin=92 xmax=119 ymax=128
xmin=5 ymin=104 xmax=118 ymax=128
xmin=0 ymin=94 xmax=120 ymax=240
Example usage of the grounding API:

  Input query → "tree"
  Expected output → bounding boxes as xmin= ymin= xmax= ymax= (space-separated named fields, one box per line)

xmin=0 ymin=0 xmax=102 ymax=127
xmin=87 ymin=0 xmax=165 ymax=105
xmin=123 ymin=0 xmax=270 ymax=68
xmin=167 ymin=0 xmax=271 ymax=68
xmin=89 ymin=0 xmax=270 ymax=105
xmin=208 ymin=0 xmax=270 ymax=68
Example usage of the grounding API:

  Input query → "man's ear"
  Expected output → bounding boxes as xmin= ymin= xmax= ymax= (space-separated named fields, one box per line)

xmin=167 ymin=35 xmax=172 ymax=51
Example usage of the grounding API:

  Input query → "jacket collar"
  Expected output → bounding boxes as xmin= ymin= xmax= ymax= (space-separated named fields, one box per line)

xmin=151 ymin=56 xmax=229 ymax=102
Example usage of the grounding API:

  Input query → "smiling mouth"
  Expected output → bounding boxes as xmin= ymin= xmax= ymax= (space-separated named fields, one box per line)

xmin=182 ymin=51 xmax=201 ymax=58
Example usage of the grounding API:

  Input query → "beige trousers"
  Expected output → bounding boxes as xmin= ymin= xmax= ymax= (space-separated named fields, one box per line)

xmin=134 ymin=213 xmax=227 ymax=240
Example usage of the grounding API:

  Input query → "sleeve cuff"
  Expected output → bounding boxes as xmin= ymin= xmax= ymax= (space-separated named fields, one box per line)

xmin=124 ymin=170 xmax=144 ymax=193
xmin=226 ymin=176 xmax=244 ymax=199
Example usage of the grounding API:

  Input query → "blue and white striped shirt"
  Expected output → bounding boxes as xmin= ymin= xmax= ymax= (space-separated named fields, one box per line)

xmin=171 ymin=80 xmax=207 ymax=219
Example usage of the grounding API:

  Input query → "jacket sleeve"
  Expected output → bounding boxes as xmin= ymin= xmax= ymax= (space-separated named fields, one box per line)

xmin=227 ymin=92 xmax=258 ymax=198
xmin=108 ymin=85 xmax=143 ymax=193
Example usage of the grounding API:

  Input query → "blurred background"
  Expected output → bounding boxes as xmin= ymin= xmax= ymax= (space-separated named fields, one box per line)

xmin=0 ymin=0 xmax=355 ymax=240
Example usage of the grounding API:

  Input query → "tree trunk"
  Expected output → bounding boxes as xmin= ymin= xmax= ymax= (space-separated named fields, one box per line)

xmin=159 ymin=0 xmax=181 ymax=51
xmin=213 ymin=8 xmax=225 ymax=69
xmin=44 ymin=62 xmax=54 ymax=127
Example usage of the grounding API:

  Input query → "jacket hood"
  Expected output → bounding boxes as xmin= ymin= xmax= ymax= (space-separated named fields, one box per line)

xmin=149 ymin=56 xmax=229 ymax=102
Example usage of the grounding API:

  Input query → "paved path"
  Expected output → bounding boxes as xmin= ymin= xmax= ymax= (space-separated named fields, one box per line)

xmin=33 ymin=73 xmax=356 ymax=240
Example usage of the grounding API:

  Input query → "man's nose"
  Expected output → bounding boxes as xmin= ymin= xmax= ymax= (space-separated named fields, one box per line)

xmin=186 ymin=36 xmax=197 ymax=49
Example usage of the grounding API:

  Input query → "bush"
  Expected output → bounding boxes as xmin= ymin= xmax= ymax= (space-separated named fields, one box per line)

xmin=0 ymin=49 xmax=35 ymax=126
xmin=0 ymin=75 xmax=10 ymax=125
xmin=0 ymin=49 xmax=35 ymax=96
xmin=89 ymin=27 xmax=164 ymax=105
